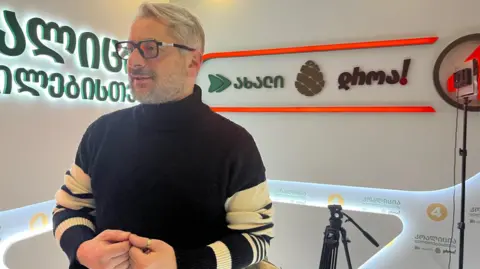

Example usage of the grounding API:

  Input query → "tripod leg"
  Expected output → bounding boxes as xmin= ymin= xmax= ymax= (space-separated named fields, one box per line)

xmin=319 ymin=227 xmax=328 ymax=269
xmin=319 ymin=226 xmax=340 ymax=269
xmin=340 ymin=228 xmax=353 ymax=269
xmin=332 ymin=247 xmax=338 ymax=269
xmin=320 ymin=245 xmax=337 ymax=269
xmin=319 ymin=237 xmax=330 ymax=269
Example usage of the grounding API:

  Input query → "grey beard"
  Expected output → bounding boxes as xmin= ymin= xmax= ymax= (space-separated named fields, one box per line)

xmin=130 ymin=81 xmax=186 ymax=104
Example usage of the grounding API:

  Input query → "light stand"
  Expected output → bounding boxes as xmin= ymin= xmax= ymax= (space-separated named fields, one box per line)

xmin=458 ymin=97 xmax=470 ymax=269
xmin=453 ymin=58 xmax=478 ymax=269
xmin=319 ymin=205 xmax=379 ymax=269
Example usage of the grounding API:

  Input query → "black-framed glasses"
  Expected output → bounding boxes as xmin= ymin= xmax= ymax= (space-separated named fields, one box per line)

xmin=115 ymin=39 xmax=195 ymax=60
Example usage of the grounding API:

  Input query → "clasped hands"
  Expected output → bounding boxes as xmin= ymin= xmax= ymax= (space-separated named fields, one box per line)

xmin=76 ymin=230 xmax=177 ymax=269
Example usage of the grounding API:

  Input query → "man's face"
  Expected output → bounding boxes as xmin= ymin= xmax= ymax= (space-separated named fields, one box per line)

xmin=127 ymin=18 xmax=193 ymax=104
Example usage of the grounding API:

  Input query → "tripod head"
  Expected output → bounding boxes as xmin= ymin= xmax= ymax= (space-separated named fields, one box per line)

xmin=328 ymin=204 xmax=379 ymax=248
xmin=327 ymin=204 xmax=344 ymax=230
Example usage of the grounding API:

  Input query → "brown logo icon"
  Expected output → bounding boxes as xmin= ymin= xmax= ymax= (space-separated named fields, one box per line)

xmin=295 ymin=60 xmax=325 ymax=96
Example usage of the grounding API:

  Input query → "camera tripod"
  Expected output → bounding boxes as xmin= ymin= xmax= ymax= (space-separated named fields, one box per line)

xmin=319 ymin=205 xmax=379 ymax=269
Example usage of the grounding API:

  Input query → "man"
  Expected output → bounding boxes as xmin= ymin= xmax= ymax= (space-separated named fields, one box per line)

xmin=52 ymin=2 xmax=274 ymax=269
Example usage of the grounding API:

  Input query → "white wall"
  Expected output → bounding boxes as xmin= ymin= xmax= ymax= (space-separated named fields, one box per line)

xmin=1 ymin=0 xmax=480 ymax=268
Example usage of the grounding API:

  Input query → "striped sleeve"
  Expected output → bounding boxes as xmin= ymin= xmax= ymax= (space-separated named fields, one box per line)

xmin=175 ymin=132 xmax=274 ymax=269
xmin=52 ymin=128 xmax=97 ymax=267
xmin=213 ymin=181 xmax=274 ymax=268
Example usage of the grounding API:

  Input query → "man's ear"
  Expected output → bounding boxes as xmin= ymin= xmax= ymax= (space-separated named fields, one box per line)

xmin=187 ymin=50 xmax=203 ymax=76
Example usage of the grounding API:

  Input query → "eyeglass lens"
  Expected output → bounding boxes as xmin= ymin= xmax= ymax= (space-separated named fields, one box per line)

xmin=116 ymin=40 xmax=158 ymax=59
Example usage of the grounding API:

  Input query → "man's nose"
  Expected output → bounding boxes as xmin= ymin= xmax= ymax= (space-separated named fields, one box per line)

xmin=128 ymin=49 xmax=146 ymax=68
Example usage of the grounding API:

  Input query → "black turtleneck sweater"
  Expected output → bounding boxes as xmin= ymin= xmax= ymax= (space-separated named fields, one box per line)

xmin=52 ymin=85 xmax=274 ymax=269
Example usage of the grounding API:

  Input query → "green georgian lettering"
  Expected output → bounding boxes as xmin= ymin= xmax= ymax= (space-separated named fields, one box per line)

xmin=26 ymin=17 xmax=76 ymax=63
xmin=79 ymin=78 xmax=133 ymax=103
xmin=253 ymin=77 xmax=263 ymax=89
xmin=2 ymin=65 xmax=131 ymax=103
xmin=108 ymin=81 xmax=126 ymax=102
xmin=234 ymin=77 xmax=256 ymax=89
xmin=95 ymin=80 xmax=108 ymax=101
xmin=233 ymin=77 xmax=243 ymax=89
xmin=263 ymin=76 xmax=273 ymax=88
xmin=232 ymin=76 xmax=284 ymax=89
xmin=102 ymin=38 xmax=123 ymax=73
xmin=0 ymin=10 xmax=26 ymax=57
xmin=80 ymin=77 xmax=96 ymax=100
xmin=0 ymin=8 xmax=136 ymax=104
xmin=273 ymin=76 xmax=284 ymax=88
xmin=48 ymin=73 xmax=65 ymax=98
xmin=0 ymin=65 xmax=13 ymax=94
xmin=65 ymin=75 xmax=80 ymax=99
xmin=126 ymin=84 xmax=135 ymax=103
xmin=14 ymin=68 xmax=48 ymax=96
xmin=78 ymin=32 xmax=100 ymax=69
xmin=243 ymin=78 xmax=253 ymax=89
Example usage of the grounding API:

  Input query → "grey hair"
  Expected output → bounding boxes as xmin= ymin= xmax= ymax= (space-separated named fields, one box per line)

xmin=136 ymin=2 xmax=205 ymax=53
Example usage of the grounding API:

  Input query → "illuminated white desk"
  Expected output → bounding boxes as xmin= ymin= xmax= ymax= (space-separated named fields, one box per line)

xmin=1 ymin=174 xmax=479 ymax=269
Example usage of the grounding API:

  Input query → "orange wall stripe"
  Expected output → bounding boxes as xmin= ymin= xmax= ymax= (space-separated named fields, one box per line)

xmin=203 ymin=36 xmax=438 ymax=62
xmin=211 ymin=106 xmax=436 ymax=113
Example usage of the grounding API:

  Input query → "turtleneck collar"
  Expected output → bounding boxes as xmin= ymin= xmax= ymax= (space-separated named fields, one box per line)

xmin=133 ymin=84 xmax=211 ymax=130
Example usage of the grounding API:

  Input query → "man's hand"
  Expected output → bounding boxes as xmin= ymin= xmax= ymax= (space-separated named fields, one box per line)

xmin=76 ymin=229 xmax=131 ymax=269
xmin=128 ymin=234 xmax=177 ymax=269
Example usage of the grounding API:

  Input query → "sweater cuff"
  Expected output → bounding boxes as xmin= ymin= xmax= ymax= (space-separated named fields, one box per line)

xmin=175 ymin=246 xmax=216 ymax=269
xmin=59 ymin=225 xmax=96 ymax=267
xmin=69 ymin=259 xmax=88 ymax=269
